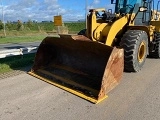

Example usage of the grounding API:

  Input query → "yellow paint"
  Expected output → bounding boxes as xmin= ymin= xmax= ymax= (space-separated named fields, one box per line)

xmin=104 ymin=15 xmax=129 ymax=46
xmin=87 ymin=9 xmax=130 ymax=46
xmin=54 ymin=15 xmax=62 ymax=26
xmin=93 ymin=23 xmax=108 ymax=41
xmin=138 ymin=41 xmax=146 ymax=63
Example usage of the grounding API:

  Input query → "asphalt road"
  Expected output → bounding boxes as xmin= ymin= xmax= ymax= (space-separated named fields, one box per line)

xmin=0 ymin=58 xmax=160 ymax=120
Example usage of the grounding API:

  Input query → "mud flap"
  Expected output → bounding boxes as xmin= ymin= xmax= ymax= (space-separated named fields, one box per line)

xmin=28 ymin=35 xmax=124 ymax=104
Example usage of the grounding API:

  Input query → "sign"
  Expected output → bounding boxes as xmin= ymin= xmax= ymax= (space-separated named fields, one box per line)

xmin=54 ymin=15 xmax=62 ymax=26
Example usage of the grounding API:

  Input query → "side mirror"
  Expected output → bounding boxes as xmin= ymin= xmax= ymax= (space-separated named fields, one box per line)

xmin=139 ymin=6 xmax=148 ymax=12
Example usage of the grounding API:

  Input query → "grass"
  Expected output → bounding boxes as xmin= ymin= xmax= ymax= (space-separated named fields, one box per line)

xmin=4 ymin=22 xmax=85 ymax=34
xmin=0 ymin=54 xmax=35 ymax=73
xmin=0 ymin=22 xmax=86 ymax=44
xmin=0 ymin=35 xmax=47 ymax=44
xmin=0 ymin=29 xmax=48 ymax=44
xmin=65 ymin=22 xmax=85 ymax=32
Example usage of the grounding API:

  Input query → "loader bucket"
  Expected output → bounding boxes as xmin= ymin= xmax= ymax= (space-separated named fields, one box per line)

xmin=28 ymin=35 xmax=124 ymax=104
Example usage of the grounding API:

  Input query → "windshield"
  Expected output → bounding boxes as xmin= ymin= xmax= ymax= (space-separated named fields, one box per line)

xmin=114 ymin=0 xmax=141 ymax=14
xmin=127 ymin=0 xmax=138 ymax=6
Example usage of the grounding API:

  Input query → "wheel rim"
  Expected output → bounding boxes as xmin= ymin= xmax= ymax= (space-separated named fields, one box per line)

xmin=138 ymin=41 xmax=146 ymax=63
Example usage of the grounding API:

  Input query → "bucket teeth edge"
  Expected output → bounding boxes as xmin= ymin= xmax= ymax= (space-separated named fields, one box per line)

xmin=28 ymin=71 xmax=108 ymax=104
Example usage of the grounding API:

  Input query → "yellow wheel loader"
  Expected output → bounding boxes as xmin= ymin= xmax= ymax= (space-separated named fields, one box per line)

xmin=29 ymin=0 xmax=160 ymax=103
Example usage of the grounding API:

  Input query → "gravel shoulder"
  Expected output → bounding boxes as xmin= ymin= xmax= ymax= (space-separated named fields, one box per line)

xmin=0 ymin=66 xmax=31 ymax=80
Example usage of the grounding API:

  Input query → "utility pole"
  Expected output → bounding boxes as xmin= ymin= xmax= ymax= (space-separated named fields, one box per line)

xmin=85 ymin=0 xmax=88 ymax=28
xmin=1 ymin=0 xmax=6 ymax=37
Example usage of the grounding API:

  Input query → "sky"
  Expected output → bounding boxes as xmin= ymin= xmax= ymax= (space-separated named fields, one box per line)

xmin=0 ymin=0 xmax=159 ymax=22
xmin=0 ymin=0 xmax=113 ymax=22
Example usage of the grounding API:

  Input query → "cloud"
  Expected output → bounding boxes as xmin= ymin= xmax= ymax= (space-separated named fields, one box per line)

xmin=1 ymin=0 xmax=85 ymax=22
xmin=0 ymin=0 xmax=104 ymax=22
xmin=3 ymin=1 xmax=57 ymax=22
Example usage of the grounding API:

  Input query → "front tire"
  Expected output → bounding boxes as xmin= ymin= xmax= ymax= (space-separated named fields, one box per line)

xmin=120 ymin=30 xmax=148 ymax=72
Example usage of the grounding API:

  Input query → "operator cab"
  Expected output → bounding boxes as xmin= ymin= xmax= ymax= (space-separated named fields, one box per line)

xmin=112 ymin=0 xmax=153 ymax=25
xmin=113 ymin=0 xmax=137 ymax=14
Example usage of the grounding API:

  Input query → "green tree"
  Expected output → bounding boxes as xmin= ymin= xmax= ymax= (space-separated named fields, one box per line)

xmin=17 ymin=20 xmax=24 ymax=31
xmin=6 ymin=21 xmax=12 ymax=31
xmin=27 ymin=19 xmax=33 ymax=29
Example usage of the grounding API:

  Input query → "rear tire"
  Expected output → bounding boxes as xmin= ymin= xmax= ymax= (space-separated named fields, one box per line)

xmin=149 ymin=32 xmax=160 ymax=58
xmin=120 ymin=30 xmax=148 ymax=72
